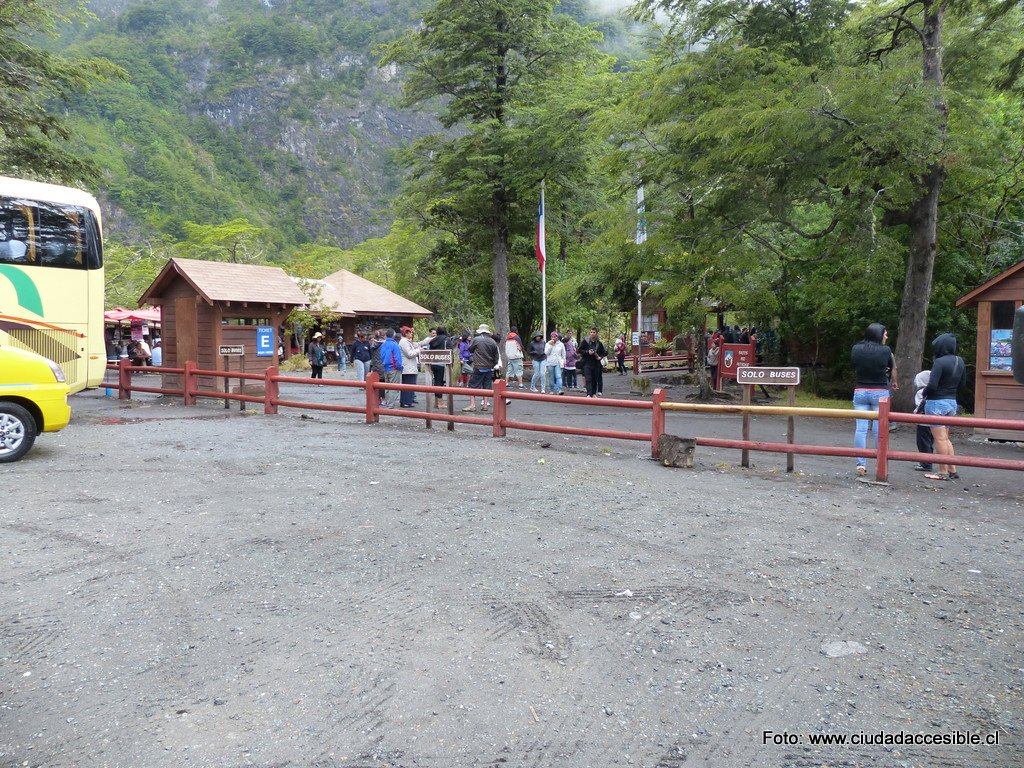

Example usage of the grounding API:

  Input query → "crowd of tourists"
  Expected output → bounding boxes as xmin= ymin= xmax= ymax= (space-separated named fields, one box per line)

xmin=313 ymin=324 xmax=630 ymax=411
xmin=312 ymin=319 xmax=968 ymax=485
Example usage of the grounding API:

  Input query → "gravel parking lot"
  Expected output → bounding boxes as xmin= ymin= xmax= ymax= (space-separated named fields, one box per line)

xmin=2 ymin=388 xmax=1022 ymax=767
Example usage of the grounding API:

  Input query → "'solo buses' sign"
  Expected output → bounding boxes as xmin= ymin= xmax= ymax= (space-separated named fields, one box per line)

xmin=735 ymin=366 xmax=801 ymax=386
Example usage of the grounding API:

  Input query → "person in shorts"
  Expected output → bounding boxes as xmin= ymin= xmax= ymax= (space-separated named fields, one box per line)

xmin=922 ymin=333 xmax=965 ymax=482
xmin=463 ymin=324 xmax=499 ymax=412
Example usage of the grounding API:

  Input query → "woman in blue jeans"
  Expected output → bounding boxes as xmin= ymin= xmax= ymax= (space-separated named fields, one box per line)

xmin=921 ymin=333 xmax=966 ymax=482
xmin=850 ymin=323 xmax=898 ymax=477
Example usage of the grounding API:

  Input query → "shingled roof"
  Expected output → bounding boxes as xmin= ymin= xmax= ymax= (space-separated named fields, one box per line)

xmin=140 ymin=258 xmax=308 ymax=306
xmin=312 ymin=269 xmax=432 ymax=317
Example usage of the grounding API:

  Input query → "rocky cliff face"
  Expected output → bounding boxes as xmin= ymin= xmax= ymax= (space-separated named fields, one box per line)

xmin=79 ymin=0 xmax=438 ymax=247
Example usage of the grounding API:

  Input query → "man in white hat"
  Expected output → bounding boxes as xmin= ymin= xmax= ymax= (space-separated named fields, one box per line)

xmin=463 ymin=324 xmax=499 ymax=412
xmin=307 ymin=332 xmax=327 ymax=380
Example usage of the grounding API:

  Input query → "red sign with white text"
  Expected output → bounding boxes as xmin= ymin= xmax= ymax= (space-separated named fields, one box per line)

xmin=718 ymin=343 xmax=757 ymax=381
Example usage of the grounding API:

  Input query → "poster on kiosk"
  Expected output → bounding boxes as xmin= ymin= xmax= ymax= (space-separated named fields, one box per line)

xmin=718 ymin=343 xmax=757 ymax=383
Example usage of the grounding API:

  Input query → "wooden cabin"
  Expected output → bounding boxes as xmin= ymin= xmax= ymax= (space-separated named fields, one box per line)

xmin=139 ymin=258 xmax=306 ymax=392
xmin=956 ymin=259 xmax=1024 ymax=440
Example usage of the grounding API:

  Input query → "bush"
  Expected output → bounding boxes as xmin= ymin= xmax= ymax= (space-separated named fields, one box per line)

xmin=279 ymin=354 xmax=311 ymax=372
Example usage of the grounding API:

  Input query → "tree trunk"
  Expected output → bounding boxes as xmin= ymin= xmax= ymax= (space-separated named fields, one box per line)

xmin=696 ymin=334 xmax=714 ymax=399
xmin=893 ymin=166 xmax=942 ymax=410
xmin=891 ymin=0 xmax=946 ymax=412
xmin=491 ymin=189 xmax=511 ymax=340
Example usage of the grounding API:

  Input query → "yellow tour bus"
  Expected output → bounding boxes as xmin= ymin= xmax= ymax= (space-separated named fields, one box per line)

xmin=0 ymin=176 xmax=105 ymax=393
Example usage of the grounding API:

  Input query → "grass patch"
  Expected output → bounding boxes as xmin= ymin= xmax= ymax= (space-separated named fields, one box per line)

xmin=793 ymin=390 xmax=850 ymax=410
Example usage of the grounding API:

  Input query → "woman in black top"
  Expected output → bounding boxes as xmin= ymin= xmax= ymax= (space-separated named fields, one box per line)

xmin=922 ymin=333 xmax=966 ymax=482
xmin=578 ymin=327 xmax=607 ymax=397
xmin=850 ymin=323 xmax=899 ymax=477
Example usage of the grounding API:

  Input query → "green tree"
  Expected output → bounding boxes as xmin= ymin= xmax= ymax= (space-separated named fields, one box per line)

xmin=0 ymin=0 xmax=120 ymax=182
xmin=103 ymin=238 xmax=174 ymax=308
xmin=616 ymin=0 xmax=1024 ymax=407
xmin=180 ymin=218 xmax=266 ymax=263
xmin=286 ymin=279 xmax=339 ymax=354
xmin=381 ymin=0 xmax=607 ymax=337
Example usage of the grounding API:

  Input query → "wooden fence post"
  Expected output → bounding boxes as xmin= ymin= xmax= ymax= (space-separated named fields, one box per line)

xmin=492 ymin=379 xmax=507 ymax=437
xmin=650 ymin=388 xmax=666 ymax=459
xmin=182 ymin=360 xmax=196 ymax=406
xmin=787 ymin=387 xmax=796 ymax=473
xmin=741 ymin=384 xmax=752 ymax=467
xmin=876 ymin=396 xmax=890 ymax=483
xmin=118 ymin=357 xmax=131 ymax=400
xmin=365 ymin=372 xmax=379 ymax=424
xmin=264 ymin=366 xmax=279 ymax=415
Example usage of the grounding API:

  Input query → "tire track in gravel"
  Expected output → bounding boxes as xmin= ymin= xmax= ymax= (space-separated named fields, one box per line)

xmin=486 ymin=598 xmax=573 ymax=662
xmin=557 ymin=583 xmax=749 ymax=642
xmin=0 ymin=610 xmax=64 ymax=662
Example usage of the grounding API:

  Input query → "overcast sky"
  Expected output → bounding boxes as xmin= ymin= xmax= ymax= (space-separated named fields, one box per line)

xmin=591 ymin=0 xmax=635 ymax=12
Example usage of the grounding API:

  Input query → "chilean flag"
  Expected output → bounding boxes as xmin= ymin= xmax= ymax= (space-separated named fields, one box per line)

xmin=535 ymin=183 xmax=546 ymax=272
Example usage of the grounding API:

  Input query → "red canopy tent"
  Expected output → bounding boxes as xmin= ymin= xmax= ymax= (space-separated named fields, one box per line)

xmin=104 ymin=307 xmax=162 ymax=323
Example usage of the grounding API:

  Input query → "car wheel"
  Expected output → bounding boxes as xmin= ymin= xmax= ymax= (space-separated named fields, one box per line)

xmin=0 ymin=402 xmax=37 ymax=463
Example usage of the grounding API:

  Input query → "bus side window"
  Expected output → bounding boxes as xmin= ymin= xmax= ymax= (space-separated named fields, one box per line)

xmin=0 ymin=201 xmax=32 ymax=263
xmin=0 ymin=239 xmax=27 ymax=263
xmin=84 ymin=216 xmax=102 ymax=269
xmin=36 ymin=203 xmax=84 ymax=268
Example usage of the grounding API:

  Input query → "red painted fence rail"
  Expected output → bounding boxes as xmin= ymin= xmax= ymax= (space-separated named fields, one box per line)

xmin=106 ymin=360 xmax=1024 ymax=482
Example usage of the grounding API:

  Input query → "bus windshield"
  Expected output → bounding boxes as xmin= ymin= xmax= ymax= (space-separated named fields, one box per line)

xmin=0 ymin=199 xmax=102 ymax=270
xmin=0 ymin=177 xmax=105 ymax=393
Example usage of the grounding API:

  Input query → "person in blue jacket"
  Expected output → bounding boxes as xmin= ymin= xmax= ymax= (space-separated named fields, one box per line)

xmin=378 ymin=329 xmax=402 ymax=409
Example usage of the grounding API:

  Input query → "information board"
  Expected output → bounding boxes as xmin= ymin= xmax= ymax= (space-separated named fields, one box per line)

xmin=736 ymin=366 xmax=801 ymax=386
xmin=420 ymin=349 xmax=454 ymax=366
xmin=256 ymin=326 xmax=274 ymax=357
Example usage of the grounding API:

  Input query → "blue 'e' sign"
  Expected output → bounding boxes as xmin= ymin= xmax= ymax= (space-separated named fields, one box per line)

xmin=256 ymin=326 xmax=274 ymax=357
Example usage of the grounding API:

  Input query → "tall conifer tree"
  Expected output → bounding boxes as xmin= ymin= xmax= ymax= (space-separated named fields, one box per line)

xmin=383 ymin=0 xmax=603 ymax=336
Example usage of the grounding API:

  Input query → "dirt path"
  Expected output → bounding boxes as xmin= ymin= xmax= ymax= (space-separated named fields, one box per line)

xmin=2 ymin=392 xmax=1021 ymax=767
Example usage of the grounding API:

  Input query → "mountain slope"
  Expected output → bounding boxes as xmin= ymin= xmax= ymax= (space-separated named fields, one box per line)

xmin=67 ymin=0 xmax=435 ymax=250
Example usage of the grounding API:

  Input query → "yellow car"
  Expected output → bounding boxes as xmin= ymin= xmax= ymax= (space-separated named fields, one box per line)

xmin=0 ymin=346 xmax=71 ymax=462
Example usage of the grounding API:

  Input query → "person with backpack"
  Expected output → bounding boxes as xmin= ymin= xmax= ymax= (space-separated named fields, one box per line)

xmin=307 ymin=332 xmax=327 ymax=380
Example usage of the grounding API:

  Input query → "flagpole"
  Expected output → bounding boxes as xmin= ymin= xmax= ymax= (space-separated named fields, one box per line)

xmin=635 ymin=185 xmax=646 ymax=373
xmin=541 ymin=180 xmax=547 ymax=336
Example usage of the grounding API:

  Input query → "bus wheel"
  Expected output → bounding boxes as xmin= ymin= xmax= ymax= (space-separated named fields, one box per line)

xmin=0 ymin=403 xmax=37 ymax=462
